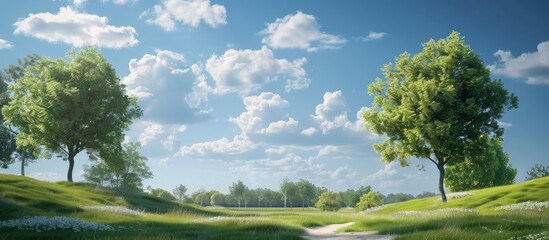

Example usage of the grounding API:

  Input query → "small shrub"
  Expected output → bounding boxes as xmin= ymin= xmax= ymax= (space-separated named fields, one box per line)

xmin=356 ymin=192 xmax=384 ymax=211
xmin=315 ymin=191 xmax=341 ymax=211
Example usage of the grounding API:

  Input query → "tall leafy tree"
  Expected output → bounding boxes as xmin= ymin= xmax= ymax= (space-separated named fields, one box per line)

xmin=229 ymin=180 xmax=247 ymax=208
xmin=364 ymin=32 xmax=518 ymax=202
xmin=280 ymin=178 xmax=297 ymax=208
xmin=0 ymin=73 xmax=17 ymax=169
xmin=525 ymin=164 xmax=549 ymax=180
xmin=445 ymin=137 xmax=516 ymax=192
xmin=83 ymin=142 xmax=152 ymax=192
xmin=3 ymin=47 xmax=142 ymax=181
xmin=1 ymin=55 xmax=40 ymax=174
xmin=173 ymin=184 xmax=188 ymax=200
xmin=296 ymin=179 xmax=315 ymax=209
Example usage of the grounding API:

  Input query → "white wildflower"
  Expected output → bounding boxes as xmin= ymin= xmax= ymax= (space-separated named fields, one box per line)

xmin=508 ymin=231 xmax=549 ymax=240
xmin=393 ymin=208 xmax=475 ymax=217
xmin=0 ymin=216 xmax=116 ymax=232
xmin=495 ymin=201 xmax=549 ymax=211
xmin=83 ymin=205 xmax=145 ymax=215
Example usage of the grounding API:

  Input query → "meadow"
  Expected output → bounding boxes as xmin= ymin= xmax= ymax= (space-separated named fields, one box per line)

xmin=0 ymin=174 xmax=548 ymax=240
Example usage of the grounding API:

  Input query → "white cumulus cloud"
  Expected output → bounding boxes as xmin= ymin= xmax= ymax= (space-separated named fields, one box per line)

xmin=261 ymin=11 xmax=346 ymax=52
xmin=301 ymin=127 xmax=317 ymax=136
xmin=356 ymin=31 xmax=387 ymax=41
xmin=13 ymin=6 xmax=138 ymax=48
xmin=312 ymin=90 xmax=350 ymax=134
xmin=141 ymin=0 xmax=227 ymax=31
xmin=489 ymin=41 xmax=549 ymax=85
xmin=206 ymin=46 xmax=309 ymax=94
xmin=0 ymin=39 xmax=14 ymax=49
xmin=122 ymin=49 xmax=211 ymax=124
xmin=259 ymin=118 xmax=298 ymax=135
xmin=228 ymin=92 xmax=288 ymax=135
xmin=138 ymin=122 xmax=165 ymax=146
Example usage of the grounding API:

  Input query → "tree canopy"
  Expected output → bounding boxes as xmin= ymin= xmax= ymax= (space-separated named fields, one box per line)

xmin=525 ymin=164 xmax=549 ymax=180
xmin=83 ymin=142 xmax=152 ymax=192
xmin=445 ymin=137 xmax=516 ymax=192
xmin=363 ymin=32 xmax=518 ymax=202
xmin=3 ymin=47 xmax=142 ymax=181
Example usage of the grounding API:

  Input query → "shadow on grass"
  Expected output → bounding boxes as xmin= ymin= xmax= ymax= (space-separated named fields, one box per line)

xmin=0 ymin=220 xmax=304 ymax=240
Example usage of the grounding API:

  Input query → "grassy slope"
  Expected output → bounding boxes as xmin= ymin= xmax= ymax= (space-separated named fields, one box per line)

xmin=0 ymin=174 xmax=302 ymax=240
xmin=376 ymin=176 xmax=549 ymax=214
xmin=1 ymin=174 xmax=548 ymax=239
xmin=344 ymin=177 xmax=549 ymax=240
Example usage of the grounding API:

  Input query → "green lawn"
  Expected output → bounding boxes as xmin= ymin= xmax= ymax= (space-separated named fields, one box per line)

xmin=1 ymin=174 xmax=548 ymax=239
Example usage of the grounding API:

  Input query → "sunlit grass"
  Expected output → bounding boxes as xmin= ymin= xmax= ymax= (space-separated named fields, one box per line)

xmin=1 ymin=174 xmax=548 ymax=239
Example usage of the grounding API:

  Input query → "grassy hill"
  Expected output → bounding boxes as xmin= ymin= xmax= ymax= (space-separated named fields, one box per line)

xmin=376 ymin=176 xmax=549 ymax=214
xmin=1 ymin=174 xmax=548 ymax=240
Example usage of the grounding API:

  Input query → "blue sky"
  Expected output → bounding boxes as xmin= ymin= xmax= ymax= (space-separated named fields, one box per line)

xmin=1 ymin=0 xmax=548 ymax=195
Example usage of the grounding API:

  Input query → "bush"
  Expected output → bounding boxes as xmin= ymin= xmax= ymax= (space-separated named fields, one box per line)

xmin=150 ymin=188 xmax=177 ymax=201
xmin=357 ymin=192 xmax=383 ymax=211
xmin=315 ymin=191 xmax=341 ymax=211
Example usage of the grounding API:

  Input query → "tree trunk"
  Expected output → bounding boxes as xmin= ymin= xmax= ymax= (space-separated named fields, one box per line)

xmin=283 ymin=192 xmax=287 ymax=208
xmin=67 ymin=153 xmax=75 ymax=182
xmin=437 ymin=163 xmax=447 ymax=202
xmin=238 ymin=196 xmax=241 ymax=209
xmin=302 ymin=199 xmax=305 ymax=211
xmin=21 ymin=158 xmax=25 ymax=176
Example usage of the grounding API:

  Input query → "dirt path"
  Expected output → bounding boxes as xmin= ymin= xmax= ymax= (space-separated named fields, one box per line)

xmin=302 ymin=222 xmax=396 ymax=240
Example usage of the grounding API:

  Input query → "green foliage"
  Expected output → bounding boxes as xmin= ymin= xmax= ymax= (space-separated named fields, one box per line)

xmin=211 ymin=192 xmax=224 ymax=206
xmin=525 ymin=164 xmax=549 ymax=180
xmin=173 ymin=184 xmax=188 ymax=200
xmin=149 ymin=188 xmax=177 ymax=201
xmin=446 ymin=138 xmax=516 ymax=192
xmin=416 ymin=192 xmax=437 ymax=198
xmin=340 ymin=186 xmax=371 ymax=207
xmin=383 ymin=192 xmax=415 ymax=204
xmin=2 ymin=47 xmax=142 ymax=181
xmin=0 ymin=73 xmax=17 ymax=169
xmin=357 ymin=192 xmax=384 ymax=211
xmin=229 ymin=180 xmax=248 ymax=208
xmin=363 ymin=32 xmax=518 ymax=202
xmin=315 ymin=191 xmax=342 ymax=212
xmin=296 ymin=179 xmax=316 ymax=208
xmin=82 ymin=142 xmax=152 ymax=192
xmin=280 ymin=178 xmax=297 ymax=208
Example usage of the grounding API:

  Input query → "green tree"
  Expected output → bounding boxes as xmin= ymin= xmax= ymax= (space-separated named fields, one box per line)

xmin=357 ymin=192 xmax=384 ymax=211
xmin=363 ymin=32 xmax=518 ymax=202
xmin=229 ymin=180 xmax=247 ymax=208
xmin=150 ymin=188 xmax=177 ymax=201
xmin=3 ymin=47 xmax=142 ymax=182
xmin=315 ymin=191 xmax=341 ymax=212
xmin=211 ymin=192 xmax=223 ymax=206
xmin=525 ymin=164 xmax=549 ymax=180
xmin=280 ymin=178 xmax=297 ymax=208
xmin=0 ymin=73 xmax=17 ymax=169
xmin=83 ymin=142 xmax=152 ymax=192
xmin=383 ymin=193 xmax=415 ymax=204
xmin=172 ymin=184 xmax=188 ymax=201
xmin=416 ymin=192 xmax=437 ymax=198
xmin=296 ymin=179 xmax=315 ymax=209
xmin=1 ymin=55 xmax=40 ymax=174
xmin=445 ymin=137 xmax=516 ymax=192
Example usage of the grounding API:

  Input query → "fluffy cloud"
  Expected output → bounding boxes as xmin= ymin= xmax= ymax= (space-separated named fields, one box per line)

xmin=365 ymin=162 xmax=397 ymax=181
xmin=138 ymin=122 xmax=165 ymax=146
xmin=141 ymin=0 xmax=227 ymax=31
xmin=261 ymin=11 xmax=346 ymax=52
xmin=206 ymin=47 xmax=309 ymax=94
xmin=356 ymin=32 xmax=387 ymax=41
xmin=259 ymin=118 xmax=298 ymax=135
xmin=228 ymin=92 xmax=288 ymax=135
xmin=0 ymin=39 xmax=14 ymax=49
xmin=13 ymin=6 xmax=138 ymax=48
xmin=301 ymin=127 xmax=317 ymax=136
xmin=489 ymin=41 xmax=549 ymax=85
xmin=179 ymin=134 xmax=256 ymax=157
xmin=312 ymin=91 xmax=349 ymax=133
xmin=330 ymin=166 xmax=357 ymax=181
xmin=122 ymin=49 xmax=211 ymax=124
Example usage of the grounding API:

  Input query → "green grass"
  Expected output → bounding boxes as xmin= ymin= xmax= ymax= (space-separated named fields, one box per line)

xmin=1 ymin=174 xmax=548 ymax=239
